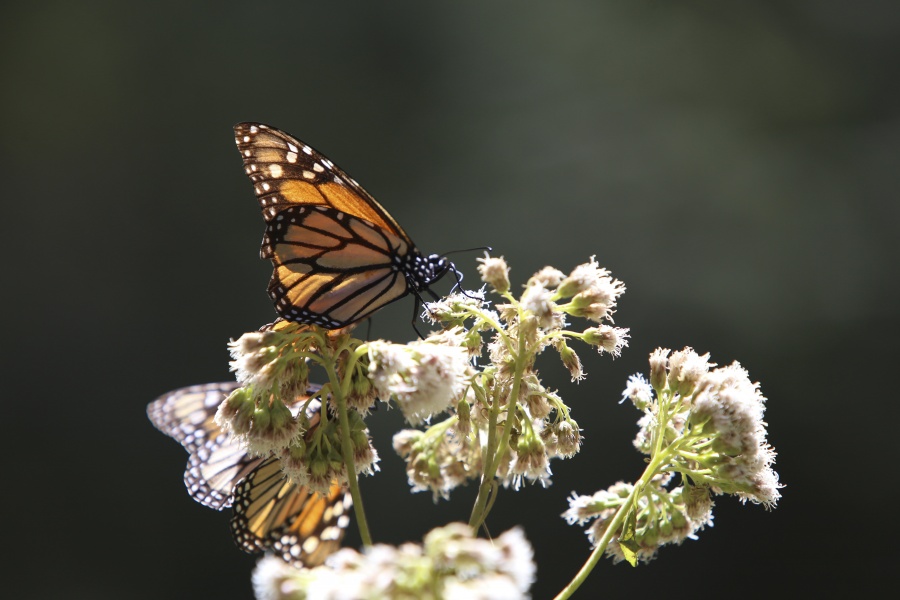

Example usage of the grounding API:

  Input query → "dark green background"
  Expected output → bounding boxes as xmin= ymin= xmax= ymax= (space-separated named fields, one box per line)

xmin=4 ymin=1 xmax=897 ymax=598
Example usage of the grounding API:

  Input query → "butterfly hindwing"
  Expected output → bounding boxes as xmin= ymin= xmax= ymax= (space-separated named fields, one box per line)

xmin=266 ymin=205 xmax=411 ymax=327
xmin=149 ymin=382 xmax=258 ymax=509
xmin=185 ymin=433 xmax=265 ymax=510
xmin=149 ymin=381 xmax=350 ymax=565
xmin=230 ymin=457 xmax=352 ymax=567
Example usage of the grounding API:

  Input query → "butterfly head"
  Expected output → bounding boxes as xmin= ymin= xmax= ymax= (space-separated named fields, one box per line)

xmin=427 ymin=253 xmax=453 ymax=284
xmin=407 ymin=253 xmax=456 ymax=293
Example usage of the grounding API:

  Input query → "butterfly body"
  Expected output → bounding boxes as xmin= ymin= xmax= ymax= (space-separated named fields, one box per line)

xmin=147 ymin=382 xmax=351 ymax=566
xmin=235 ymin=122 xmax=455 ymax=328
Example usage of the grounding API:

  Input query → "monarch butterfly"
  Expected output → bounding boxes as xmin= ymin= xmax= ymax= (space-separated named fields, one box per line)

xmin=147 ymin=382 xmax=352 ymax=567
xmin=234 ymin=122 xmax=461 ymax=329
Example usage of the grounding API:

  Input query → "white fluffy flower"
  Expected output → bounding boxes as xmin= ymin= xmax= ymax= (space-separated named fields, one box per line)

xmin=251 ymin=524 xmax=535 ymax=599
xmin=367 ymin=329 xmax=472 ymax=425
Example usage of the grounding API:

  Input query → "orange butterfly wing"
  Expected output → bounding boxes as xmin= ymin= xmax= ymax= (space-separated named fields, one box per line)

xmin=234 ymin=122 xmax=445 ymax=328
xmin=234 ymin=122 xmax=409 ymax=238
xmin=148 ymin=382 xmax=351 ymax=565
xmin=230 ymin=458 xmax=352 ymax=567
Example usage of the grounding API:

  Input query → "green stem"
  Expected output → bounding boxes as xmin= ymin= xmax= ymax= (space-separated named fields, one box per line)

xmin=469 ymin=387 xmax=500 ymax=529
xmin=325 ymin=352 xmax=373 ymax=547
xmin=464 ymin=306 xmax=514 ymax=354
xmin=468 ymin=303 xmax=527 ymax=530
xmin=554 ymin=450 xmax=670 ymax=600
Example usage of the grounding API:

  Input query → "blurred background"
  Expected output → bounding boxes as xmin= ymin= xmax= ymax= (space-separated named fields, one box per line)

xmin=3 ymin=1 xmax=897 ymax=598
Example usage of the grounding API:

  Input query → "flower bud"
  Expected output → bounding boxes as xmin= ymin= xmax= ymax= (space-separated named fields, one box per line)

xmin=554 ymin=420 xmax=582 ymax=458
xmin=583 ymin=326 xmax=630 ymax=357
xmin=477 ymin=254 xmax=510 ymax=293
xmin=346 ymin=372 xmax=377 ymax=414
xmin=456 ymin=397 xmax=472 ymax=436
xmin=555 ymin=340 xmax=584 ymax=381
xmin=668 ymin=348 xmax=713 ymax=397
xmin=622 ymin=374 xmax=653 ymax=410
xmin=215 ymin=387 xmax=255 ymax=436
xmin=529 ymin=266 xmax=565 ymax=289
xmin=520 ymin=284 xmax=556 ymax=329
xmin=648 ymin=348 xmax=670 ymax=392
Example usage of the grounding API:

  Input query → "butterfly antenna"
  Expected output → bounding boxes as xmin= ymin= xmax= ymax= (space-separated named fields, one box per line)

xmin=442 ymin=245 xmax=493 ymax=257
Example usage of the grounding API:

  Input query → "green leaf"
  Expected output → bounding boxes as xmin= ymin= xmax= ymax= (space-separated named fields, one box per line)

xmin=618 ymin=504 xmax=640 ymax=567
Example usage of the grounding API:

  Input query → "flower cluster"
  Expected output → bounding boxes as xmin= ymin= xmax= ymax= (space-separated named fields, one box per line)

xmin=277 ymin=400 xmax=379 ymax=495
xmin=367 ymin=328 xmax=473 ymax=425
xmin=632 ymin=347 xmax=781 ymax=507
xmin=565 ymin=347 xmax=781 ymax=565
xmin=252 ymin=523 xmax=535 ymax=600
xmin=149 ymin=248 xmax=782 ymax=598
xmin=392 ymin=255 xmax=628 ymax=507
xmin=564 ymin=476 xmax=714 ymax=564
xmin=214 ymin=324 xmax=379 ymax=494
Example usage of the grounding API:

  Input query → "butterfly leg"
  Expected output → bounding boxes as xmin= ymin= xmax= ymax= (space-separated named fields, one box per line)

xmin=448 ymin=264 xmax=481 ymax=300
xmin=410 ymin=295 xmax=426 ymax=338
xmin=411 ymin=287 xmax=440 ymax=338
xmin=449 ymin=264 xmax=464 ymax=294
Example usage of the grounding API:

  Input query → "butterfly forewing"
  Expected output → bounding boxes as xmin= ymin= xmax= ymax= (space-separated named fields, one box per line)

xmin=148 ymin=383 xmax=239 ymax=454
xmin=234 ymin=122 xmax=408 ymax=239
xmin=233 ymin=122 xmax=452 ymax=328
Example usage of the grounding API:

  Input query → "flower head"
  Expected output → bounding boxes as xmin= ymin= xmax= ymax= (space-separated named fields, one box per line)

xmin=251 ymin=524 xmax=535 ymax=599
xmin=668 ymin=348 xmax=714 ymax=396
xmin=477 ymin=254 xmax=510 ymax=294
xmin=367 ymin=329 xmax=472 ymax=425
xmin=520 ymin=283 xmax=558 ymax=330
xmin=393 ymin=426 xmax=479 ymax=500
xmin=621 ymin=374 xmax=653 ymax=410
xmin=214 ymin=387 xmax=303 ymax=456
xmin=582 ymin=325 xmax=630 ymax=357
xmin=564 ymin=480 xmax=713 ymax=564
xmin=528 ymin=266 xmax=565 ymax=289
xmin=686 ymin=362 xmax=781 ymax=506
xmin=278 ymin=402 xmax=378 ymax=494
